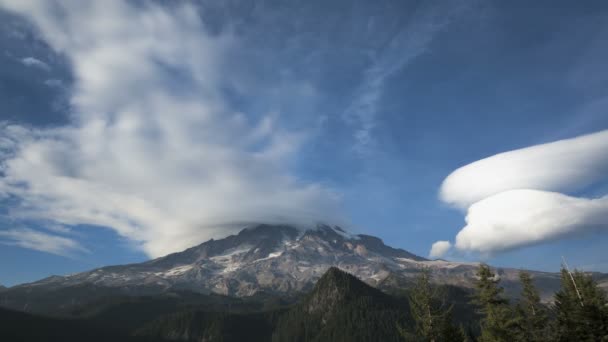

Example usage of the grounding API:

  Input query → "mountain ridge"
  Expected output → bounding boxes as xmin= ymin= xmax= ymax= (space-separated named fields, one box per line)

xmin=1 ymin=224 xmax=607 ymax=315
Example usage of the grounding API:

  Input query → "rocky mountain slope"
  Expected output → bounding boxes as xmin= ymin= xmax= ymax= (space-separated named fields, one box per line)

xmin=0 ymin=268 xmax=472 ymax=342
xmin=136 ymin=267 xmax=477 ymax=342
xmin=2 ymin=224 xmax=606 ymax=313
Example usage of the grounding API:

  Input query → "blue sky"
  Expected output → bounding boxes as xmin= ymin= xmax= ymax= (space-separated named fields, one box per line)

xmin=1 ymin=0 xmax=608 ymax=287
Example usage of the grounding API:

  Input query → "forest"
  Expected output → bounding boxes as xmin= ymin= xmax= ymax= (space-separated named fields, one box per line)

xmin=1 ymin=265 xmax=607 ymax=341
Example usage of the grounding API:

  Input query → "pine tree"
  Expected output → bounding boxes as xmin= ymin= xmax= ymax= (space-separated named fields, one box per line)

xmin=471 ymin=264 xmax=515 ymax=342
xmin=553 ymin=268 xmax=608 ymax=342
xmin=512 ymin=271 xmax=548 ymax=342
xmin=399 ymin=269 xmax=465 ymax=342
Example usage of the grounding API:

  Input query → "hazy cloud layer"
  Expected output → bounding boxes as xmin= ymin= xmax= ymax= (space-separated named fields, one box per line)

xmin=342 ymin=1 xmax=472 ymax=155
xmin=0 ymin=0 xmax=341 ymax=257
xmin=433 ymin=129 xmax=608 ymax=257
xmin=0 ymin=228 xmax=87 ymax=256
xmin=20 ymin=56 xmax=49 ymax=70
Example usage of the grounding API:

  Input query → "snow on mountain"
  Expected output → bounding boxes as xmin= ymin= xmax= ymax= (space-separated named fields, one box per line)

xmin=7 ymin=224 xmax=423 ymax=295
xmin=4 ymin=224 xmax=606 ymax=306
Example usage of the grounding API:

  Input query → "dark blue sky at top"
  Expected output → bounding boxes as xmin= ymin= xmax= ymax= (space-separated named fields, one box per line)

xmin=1 ymin=0 xmax=608 ymax=286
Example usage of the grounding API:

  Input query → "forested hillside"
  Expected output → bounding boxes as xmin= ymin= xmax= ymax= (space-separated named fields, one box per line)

xmin=1 ymin=265 xmax=607 ymax=341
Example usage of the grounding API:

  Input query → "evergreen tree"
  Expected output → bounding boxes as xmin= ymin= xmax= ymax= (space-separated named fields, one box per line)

xmin=399 ymin=269 xmax=465 ymax=342
xmin=471 ymin=264 xmax=515 ymax=342
xmin=512 ymin=271 xmax=548 ymax=342
xmin=553 ymin=268 xmax=608 ymax=342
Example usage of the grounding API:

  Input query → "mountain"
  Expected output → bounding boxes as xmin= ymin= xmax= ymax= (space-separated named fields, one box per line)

xmin=134 ymin=267 xmax=416 ymax=342
xmin=271 ymin=267 xmax=409 ymax=341
xmin=134 ymin=268 xmax=477 ymax=342
xmin=0 ymin=268 xmax=477 ymax=342
xmin=1 ymin=224 xmax=606 ymax=315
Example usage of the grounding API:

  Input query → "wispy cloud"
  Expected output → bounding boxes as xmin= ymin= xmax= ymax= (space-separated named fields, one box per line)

xmin=20 ymin=56 xmax=50 ymax=71
xmin=432 ymin=129 xmax=608 ymax=257
xmin=0 ymin=228 xmax=88 ymax=256
xmin=0 ymin=1 xmax=342 ymax=257
xmin=44 ymin=79 xmax=62 ymax=88
xmin=342 ymin=2 xmax=470 ymax=155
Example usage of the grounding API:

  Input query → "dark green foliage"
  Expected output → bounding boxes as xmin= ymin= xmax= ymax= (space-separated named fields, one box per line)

xmin=0 ymin=283 xmax=130 ymax=316
xmin=0 ymin=290 xmax=289 ymax=342
xmin=136 ymin=310 xmax=281 ymax=342
xmin=512 ymin=271 xmax=548 ymax=342
xmin=272 ymin=267 xmax=410 ymax=342
xmin=471 ymin=264 xmax=516 ymax=342
xmin=0 ymin=307 xmax=164 ymax=342
xmin=2 ymin=265 xmax=607 ymax=342
xmin=553 ymin=268 xmax=608 ymax=342
xmin=400 ymin=269 xmax=465 ymax=342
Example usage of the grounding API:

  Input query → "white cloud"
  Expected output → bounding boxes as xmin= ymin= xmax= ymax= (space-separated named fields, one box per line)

xmin=0 ymin=0 xmax=342 ymax=257
xmin=44 ymin=79 xmax=62 ymax=87
xmin=455 ymin=189 xmax=608 ymax=254
xmin=436 ymin=129 xmax=608 ymax=256
xmin=0 ymin=228 xmax=88 ymax=256
xmin=429 ymin=240 xmax=451 ymax=258
xmin=440 ymin=130 xmax=608 ymax=208
xmin=21 ymin=56 xmax=50 ymax=71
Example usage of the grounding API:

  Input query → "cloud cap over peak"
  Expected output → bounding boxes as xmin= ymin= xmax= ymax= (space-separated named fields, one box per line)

xmin=0 ymin=0 xmax=343 ymax=258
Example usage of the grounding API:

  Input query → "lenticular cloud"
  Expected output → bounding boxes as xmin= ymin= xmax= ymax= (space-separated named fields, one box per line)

xmin=431 ymin=129 xmax=608 ymax=257
xmin=454 ymin=189 xmax=608 ymax=254
xmin=440 ymin=130 xmax=608 ymax=208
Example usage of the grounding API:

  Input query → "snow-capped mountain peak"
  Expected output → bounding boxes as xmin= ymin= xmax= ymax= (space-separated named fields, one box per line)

xmin=12 ymin=224 xmax=424 ymax=295
xmin=6 ymin=223 xmax=595 ymax=306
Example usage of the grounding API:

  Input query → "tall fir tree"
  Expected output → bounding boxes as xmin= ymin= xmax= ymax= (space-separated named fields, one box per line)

xmin=512 ymin=271 xmax=548 ymax=342
xmin=398 ymin=269 xmax=465 ymax=342
xmin=553 ymin=268 xmax=608 ymax=342
xmin=471 ymin=264 xmax=515 ymax=342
